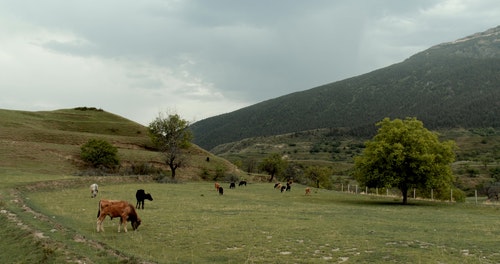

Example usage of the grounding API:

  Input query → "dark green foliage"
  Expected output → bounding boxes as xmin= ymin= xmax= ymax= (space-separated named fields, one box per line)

xmin=190 ymin=26 xmax=500 ymax=150
xmin=354 ymin=118 xmax=456 ymax=204
xmin=73 ymin=106 xmax=103 ymax=111
xmin=490 ymin=167 xmax=500 ymax=181
xmin=466 ymin=167 xmax=480 ymax=177
xmin=199 ymin=167 xmax=210 ymax=180
xmin=213 ymin=164 xmax=226 ymax=181
xmin=259 ymin=153 xmax=287 ymax=182
xmin=80 ymin=139 xmax=119 ymax=168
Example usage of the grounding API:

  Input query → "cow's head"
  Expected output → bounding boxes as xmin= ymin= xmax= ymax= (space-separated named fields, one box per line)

xmin=145 ymin=193 xmax=153 ymax=201
xmin=132 ymin=218 xmax=142 ymax=230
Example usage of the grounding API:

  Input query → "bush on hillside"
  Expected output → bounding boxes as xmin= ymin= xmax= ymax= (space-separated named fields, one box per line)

xmin=80 ymin=139 xmax=119 ymax=169
xmin=490 ymin=167 xmax=500 ymax=181
xmin=74 ymin=106 xmax=103 ymax=111
xmin=122 ymin=162 xmax=164 ymax=175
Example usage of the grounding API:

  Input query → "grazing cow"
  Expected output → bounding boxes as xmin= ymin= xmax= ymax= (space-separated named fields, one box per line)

xmin=90 ymin=183 xmax=98 ymax=198
xmin=215 ymin=182 xmax=221 ymax=191
xmin=135 ymin=189 xmax=153 ymax=209
xmin=274 ymin=182 xmax=282 ymax=190
xmin=280 ymin=186 xmax=286 ymax=193
xmin=229 ymin=182 xmax=236 ymax=189
xmin=305 ymin=187 xmax=311 ymax=195
xmin=96 ymin=199 xmax=141 ymax=233
xmin=218 ymin=186 xmax=224 ymax=195
xmin=286 ymin=182 xmax=291 ymax=192
xmin=238 ymin=180 xmax=247 ymax=186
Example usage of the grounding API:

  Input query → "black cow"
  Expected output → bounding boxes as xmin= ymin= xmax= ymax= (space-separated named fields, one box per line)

xmin=229 ymin=182 xmax=236 ymax=189
xmin=218 ymin=186 xmax=224 ymax=195
xmin=135 ymin=189 xmax=153 ymax=209
xmin=239 ymin=180 xmax=247 ymax=186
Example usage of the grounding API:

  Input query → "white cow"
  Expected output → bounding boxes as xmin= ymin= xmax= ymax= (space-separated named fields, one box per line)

xmin=90 ymin=183 xmax=99 ymax=198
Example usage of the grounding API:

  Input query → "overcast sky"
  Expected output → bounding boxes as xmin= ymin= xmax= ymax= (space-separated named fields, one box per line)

xmin=1 ymin=1 xmax=499 ymax=125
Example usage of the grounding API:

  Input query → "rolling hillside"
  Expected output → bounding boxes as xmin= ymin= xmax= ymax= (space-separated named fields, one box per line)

xmin=0 ymin=107 xmax=239 ymax=181
xmin=190 ymin=26 xmax=500 ymax=151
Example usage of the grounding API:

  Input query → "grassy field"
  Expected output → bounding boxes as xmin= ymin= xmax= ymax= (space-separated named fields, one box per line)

xmin=2 ymin=108 xmax=500 ymax=263
xmin=7 ymin=181 xmax=499 ymax=263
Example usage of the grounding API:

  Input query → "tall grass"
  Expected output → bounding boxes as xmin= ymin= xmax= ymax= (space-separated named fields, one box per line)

xmin=26 ymin=182 xmax=500 ymax=263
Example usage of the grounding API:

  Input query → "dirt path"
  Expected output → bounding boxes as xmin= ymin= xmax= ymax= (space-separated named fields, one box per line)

xmin=1 ymin=176 xmax=156 ymax=263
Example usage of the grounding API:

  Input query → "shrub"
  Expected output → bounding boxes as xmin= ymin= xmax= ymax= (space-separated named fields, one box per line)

xmin=199 ymin=167 xmax=210 ymax=180
xmin=123 ymin=162 xmax=163 ymax=175
xmin=490 ymin=167 xmax=500 ymax=181
xmin=80 ymin=139 xmax=119 ymax=168
xmin=213 ymin=165 xmax=226 ymax=181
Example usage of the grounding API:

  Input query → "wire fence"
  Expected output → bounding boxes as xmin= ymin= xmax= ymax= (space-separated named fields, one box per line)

xmin=335 ymin=184 xmax=491 ymax=205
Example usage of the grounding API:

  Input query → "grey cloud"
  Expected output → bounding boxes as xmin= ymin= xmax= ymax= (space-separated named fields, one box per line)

xmin=1 ymin=0 xmax=499 ymax=124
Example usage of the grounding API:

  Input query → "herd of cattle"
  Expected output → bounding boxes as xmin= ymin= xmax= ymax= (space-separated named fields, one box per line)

xmin=90 ymin=180 xmax=312 ymax=233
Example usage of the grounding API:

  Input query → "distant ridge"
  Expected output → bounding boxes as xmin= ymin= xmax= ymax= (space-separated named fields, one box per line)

xmin=190 ymin=26 xmax=500 ymax=150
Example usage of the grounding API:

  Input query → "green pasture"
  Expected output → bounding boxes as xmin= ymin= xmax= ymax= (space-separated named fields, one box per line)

xmin=20 ymin=182 xmax=500 ymax=263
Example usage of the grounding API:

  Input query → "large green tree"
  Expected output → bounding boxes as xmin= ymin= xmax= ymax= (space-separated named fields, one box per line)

xmin=148 ymin=113 xmax=193 ymax=179
xmin=259 ymin=153 xmax=287 ymax=182
xmin=354 ymin=117 xmax=456 ymax=204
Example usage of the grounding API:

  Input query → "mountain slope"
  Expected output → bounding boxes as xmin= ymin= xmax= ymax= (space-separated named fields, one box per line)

xmin=0 ymin=107 xmax=237 ymax=179
xmin=190 ymin=26 xmax=500 ymax=150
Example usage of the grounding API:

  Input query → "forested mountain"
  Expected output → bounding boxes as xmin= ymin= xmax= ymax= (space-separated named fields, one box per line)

xmin=190 ymin=26 xmax=500 ymax=151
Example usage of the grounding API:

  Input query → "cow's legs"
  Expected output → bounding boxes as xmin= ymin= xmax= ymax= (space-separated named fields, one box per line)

xmin=97 ymin=217 xmax=105 ymax=232
xmin=119 ymin=216 xmax=128 ymax=233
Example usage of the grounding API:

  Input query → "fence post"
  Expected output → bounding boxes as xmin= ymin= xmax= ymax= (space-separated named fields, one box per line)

xmin=355 ymin=185 xmax=358 ymax=194
xmin=450 ymin=189 xmax=453 ymax=202
xmin=413 ymin=188 xmax=416 ymax=199
xmin=431 ymin=189 xmax=433 ymax=200
xmin=475 ymin=190 xmax=478 ymax=204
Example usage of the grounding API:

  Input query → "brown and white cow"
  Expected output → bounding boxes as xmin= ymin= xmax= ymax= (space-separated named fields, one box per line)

xmin=215 ymin=182 xmax=220 ymax=191
xmin=305 ymin=187 xmax=311 ymax=195
xmin=96 ymin=199 xmax=141 ymax=233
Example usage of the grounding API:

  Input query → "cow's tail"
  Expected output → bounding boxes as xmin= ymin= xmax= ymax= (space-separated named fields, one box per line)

xmin=97 ymin=200 xmax=101 ymax=218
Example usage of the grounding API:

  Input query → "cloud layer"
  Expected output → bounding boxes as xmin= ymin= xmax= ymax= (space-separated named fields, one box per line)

xmin=1 ymin=0 xmax=499 ymax=124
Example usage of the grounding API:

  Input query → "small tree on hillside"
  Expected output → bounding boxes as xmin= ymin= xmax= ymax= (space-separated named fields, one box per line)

xmin=354 ymin=117 xmax=456 ymax=204
xmin=80 ymin=139 xmax=119 ymax=169
xmin=305 ymin=165 xmax=332 ymax=188
xmin=259 ymin=153 xmax=287 ymax=182
xmin=148 ymin=113 xmax=193 ymax=179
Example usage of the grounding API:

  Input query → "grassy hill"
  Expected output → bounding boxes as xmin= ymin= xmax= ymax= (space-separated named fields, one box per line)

xmin=0 ymin=107 xmax=243 ymax=184
xmin=190 ymin=26 xmax=500 ymax=150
